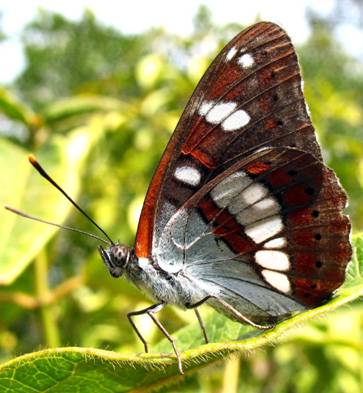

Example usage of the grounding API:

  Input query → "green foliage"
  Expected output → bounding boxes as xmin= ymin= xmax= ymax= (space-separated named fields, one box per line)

xmin=300 ymin=18 xmax=363 ymax=230
xmin=0 ymin=8 xmax=362 ymax=393
xmin=15 ymin=10 xmax=148 ymax=111
xmin=0 ymin=126 xmax=100 ymax=284
xmin=0 ymin=88 xmax=37 ymax=128
xmin=0 ymin=235 xmax=362 ymax=391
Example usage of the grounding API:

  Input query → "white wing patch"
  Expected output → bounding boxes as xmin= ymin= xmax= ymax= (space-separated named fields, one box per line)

xmin=174 ymin=166 xmax=201 ymax=186
xmin=245 ymin=215 xmax=284 ymax=244
xmin=210 ymin=171 xmax=252 ymax=208
xmin=222 ymin=110 xmax=250 ymax=131
xmin=255 ymin=250 xmax=290 ymax=271
xmin=226 ymin=46 xmax=238 ymax=61
xmin=198 ymin=100 xmax=250 ymax=132
xmin=241 ymin=183 xmax=268 ymax=205
xmin=261 ymin=270 xmax=291 ymax=293
xmin=210 ymin=172 xmax=282 ymax=228
xmin=206 ymin=102 xmax=237 ymax=124
xmin=264 ymin=237 xmax=287 ymax=249
xmin=198 ymin=100 xmax=214 ymax=116
xmin=255 ymin=197 xmax=278 ymax=210
xmin=238 ymin=53 xmax=255 ymax=69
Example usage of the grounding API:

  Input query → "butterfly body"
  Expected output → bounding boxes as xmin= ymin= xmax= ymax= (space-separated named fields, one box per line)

xmin=99 ymin=242 xmax=301 ymax=327
xmin=99 ymin=244 xmax=209 ymax=308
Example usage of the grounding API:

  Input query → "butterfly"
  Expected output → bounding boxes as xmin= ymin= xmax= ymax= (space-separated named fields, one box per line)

xmin=9 ymin=21 xmax=351 ymax=375
xmin=97 ymin=21 xmax=351 ymax=373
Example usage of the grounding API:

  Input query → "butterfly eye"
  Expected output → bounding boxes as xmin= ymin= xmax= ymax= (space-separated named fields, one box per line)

xmin=272 ymin=93 xmax=279 ymax=102
xmin=277 ymin=119 xmax=284 ymax=127
xmin=314 ymin=233 xmax=322 ymax=241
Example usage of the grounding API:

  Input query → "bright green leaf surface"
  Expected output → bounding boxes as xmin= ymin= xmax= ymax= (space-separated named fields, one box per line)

xmin=43 ymin=95 xmax=130 ymax=125
xmin=0 ymin=129 xmax=93 ymax=284
xmin=0 ymin=235 xmax=361 ymax=392
xmin=0 ymin=88 xmax=37 ymax=128
xmin=345 ymin=234 xmax=363 ymax=288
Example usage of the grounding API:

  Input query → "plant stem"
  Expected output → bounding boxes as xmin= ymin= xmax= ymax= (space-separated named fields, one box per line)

xmin=222 ymin=356 xmax=240 ymax=393
xmin=35 ymin=250 xmax=60 ymax=347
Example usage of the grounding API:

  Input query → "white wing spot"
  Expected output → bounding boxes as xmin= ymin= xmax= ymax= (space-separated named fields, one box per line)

xmin=234 ymin=194 xmax=280 ymax=227
xmin=242 ymin=183 xmax=268 ymax=205
xmin=206 ymin=102 xmax=237 ymax=124
xmin=210 ymin=171 xmax=252 ymax=208
xmin=245 ymin=215 xmax=283 ymax=244
xmin=222 ymin=110 xmax=250 ymax=131
xmin=255 ymin=250 xmax=290 ymax=271
xmin=174 ymin=166 xmax=201 ymax=187
xmin=261 ymin=270 xmax=291 ymax=293
xmin=264 ymin=237 xmax=287 ymax=249
xmin=198 ymin=100 xmax=214 ymax=116
xmin=238 ymin=53 xmax=255 ymax=69
xmin=226 ymin=46 xmax=238 ymax=61
xmin=254 ymin=197 xmax=279 ymax=210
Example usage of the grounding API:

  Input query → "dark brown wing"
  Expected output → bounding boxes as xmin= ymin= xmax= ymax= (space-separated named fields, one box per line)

xmin=135 ymin=22 xmax=320 ymax=259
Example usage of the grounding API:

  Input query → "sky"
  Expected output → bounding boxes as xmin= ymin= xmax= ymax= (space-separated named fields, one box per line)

xmin=0 ymin=0 xmax=361 ymax=84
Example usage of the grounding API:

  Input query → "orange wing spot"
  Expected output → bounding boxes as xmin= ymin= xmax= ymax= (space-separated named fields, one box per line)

xmin=189 ymin=148 xmax=216 ymax=168
xmin=246 ymin=161 xmax=270 ymax=175
xmin=266 ymin=118 xmax=278 ymax=129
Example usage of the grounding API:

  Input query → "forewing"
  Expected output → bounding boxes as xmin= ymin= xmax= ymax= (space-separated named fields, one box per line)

xmin=135 ymin=22 xmax=320 ymax=259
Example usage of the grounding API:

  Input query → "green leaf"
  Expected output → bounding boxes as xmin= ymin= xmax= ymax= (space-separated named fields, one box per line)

xmin=43 ymin=95 xmax=130 ymax=125
xmin=0 ymin=87 xmax=39 ymax=128
xmin=0 ymin=128 xmax=93 ymax=284
xmin=0 ymin=236 xmax=362 ymax=392
xmin=345 ymin=233 xmax=363 ymax=288
xmin=136 ymin=54 xmax=164 ymax=89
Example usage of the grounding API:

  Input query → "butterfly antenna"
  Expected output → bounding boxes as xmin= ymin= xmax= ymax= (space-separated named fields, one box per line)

xmin=27 ymin=154 xmax=115 ymax=245
xmin=4 ymin=205 xmax=110 ymax=245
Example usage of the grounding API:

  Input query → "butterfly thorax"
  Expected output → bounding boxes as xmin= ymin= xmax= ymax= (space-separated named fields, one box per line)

xmin=99 ymin=243 xmax=207 ymax=307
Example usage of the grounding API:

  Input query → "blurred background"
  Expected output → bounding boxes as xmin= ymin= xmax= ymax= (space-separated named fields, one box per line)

xmin=0 ymin=1 xmax=362 ymax=392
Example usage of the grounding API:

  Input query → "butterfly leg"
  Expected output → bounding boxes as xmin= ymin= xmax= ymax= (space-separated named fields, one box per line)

xmin=185 ymin=296 xmax=211 ymax=344
xmin=194 ymin=308 xmax=209 ymax=344
xmin=127 ymin=303 xmax=164 ymax=353
xmin=210 ymin=296 xmax=275 ymax=330
xmin=146 ymin=307 xmax=184 ymax=374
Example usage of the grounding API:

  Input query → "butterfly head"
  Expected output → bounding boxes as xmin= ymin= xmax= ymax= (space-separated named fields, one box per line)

xmin=98 ymin=243 xmax=133 ymax=278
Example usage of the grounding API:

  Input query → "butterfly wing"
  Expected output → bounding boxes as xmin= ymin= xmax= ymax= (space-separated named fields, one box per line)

xmin=153 ymin=147 xmax=350 ymax=322
xmin=135 ymin=22 xmax=351 ymax=320
xmin=136 ymin=21 xmax=320 ymax=259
